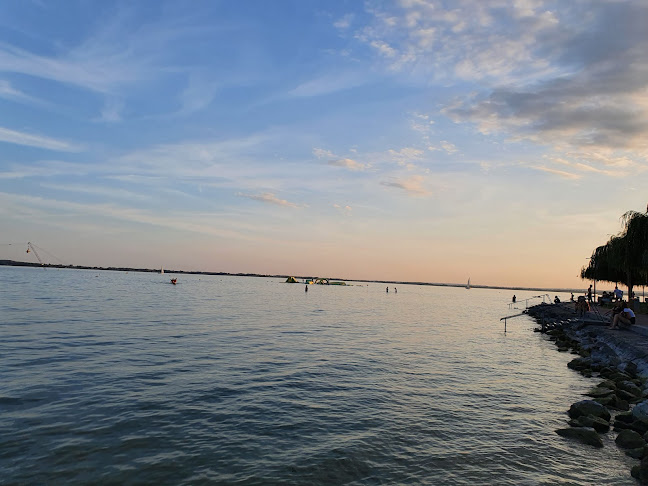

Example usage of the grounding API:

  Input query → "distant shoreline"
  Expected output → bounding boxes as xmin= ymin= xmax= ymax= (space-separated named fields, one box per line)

xmin=0 ymin=259 xmax=587 ymax=294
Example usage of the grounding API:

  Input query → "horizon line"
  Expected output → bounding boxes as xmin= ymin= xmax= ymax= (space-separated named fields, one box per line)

xmin=0 ymin=259 xmax=592 ymax=294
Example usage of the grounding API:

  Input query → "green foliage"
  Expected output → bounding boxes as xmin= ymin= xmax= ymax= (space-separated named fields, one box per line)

xmin=581 ymin=211 xmax=648 ymax=296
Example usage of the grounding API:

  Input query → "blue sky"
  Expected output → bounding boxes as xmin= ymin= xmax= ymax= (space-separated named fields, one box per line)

xmin=1 ymin=0 xmax=647 ymax=288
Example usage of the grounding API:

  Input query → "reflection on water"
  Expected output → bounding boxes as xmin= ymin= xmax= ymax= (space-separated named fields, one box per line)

xmin=0 ymin=267 xmax=636 ymax=484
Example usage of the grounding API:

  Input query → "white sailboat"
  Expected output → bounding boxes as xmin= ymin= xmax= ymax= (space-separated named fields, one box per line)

xmin=466 ymin=278 xmax=471 ymax=289
xmin=160 ymin=266 xmax=164 ymax=275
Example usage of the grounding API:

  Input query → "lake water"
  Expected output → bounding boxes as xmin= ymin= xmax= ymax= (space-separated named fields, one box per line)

xmin=0 ymin=266 xmax=637 ymax=485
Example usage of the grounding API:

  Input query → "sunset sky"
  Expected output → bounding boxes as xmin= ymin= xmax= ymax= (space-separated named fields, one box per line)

xmin=1 ymin=0 xmax=647 ymax=289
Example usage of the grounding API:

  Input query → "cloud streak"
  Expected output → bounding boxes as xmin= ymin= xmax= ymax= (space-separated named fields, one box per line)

xmin=328 ymin=158 xmax=369 ymax=171
xmin=236 ymin=192 xmax=300 ymax=208
xmin=0 ymin=126 xmax=82 ymax=152
xmin=380 ymin=175 xmax=430 ymax=196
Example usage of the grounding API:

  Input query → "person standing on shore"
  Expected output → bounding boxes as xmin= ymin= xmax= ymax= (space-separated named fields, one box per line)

xmin=587 ymin=285 xmax=592 ymax=303
xmin=512 ymin=295 xmax=516 ymax=303
xmin=614 ymin=286 xmax=623 ymax=301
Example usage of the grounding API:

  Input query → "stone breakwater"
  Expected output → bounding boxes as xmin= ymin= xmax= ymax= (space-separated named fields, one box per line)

xmin=527 ymin=302 xmax=648 ymax=483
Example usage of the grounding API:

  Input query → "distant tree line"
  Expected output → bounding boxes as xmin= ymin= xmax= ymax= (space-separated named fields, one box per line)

xmin=581 ymin=210 xmax=648 ymax=299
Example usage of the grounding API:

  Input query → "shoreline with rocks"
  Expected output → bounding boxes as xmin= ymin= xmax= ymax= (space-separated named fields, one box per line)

xmin=527 ymin=302 xmax=648 ymax=483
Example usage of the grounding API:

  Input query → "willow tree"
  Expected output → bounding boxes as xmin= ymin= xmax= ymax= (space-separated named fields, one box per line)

xmin=581 ymin=239 xmax=625 ymax=284
xmin=621 ymin=210 xmax=648 ymax=293
xmin=581 ymin=210 xmax=648 ymax=300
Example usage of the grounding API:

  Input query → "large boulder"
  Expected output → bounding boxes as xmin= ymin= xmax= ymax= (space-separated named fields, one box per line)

xmin=616 ymin=429 xmax=646 ymax=449
xmin=568 ymin=357 xmax=592 ymax=371
xmin=586 ymin=386 xmax=615 ymax=398
xmin=569 ymin=415 xmax=610 ymax=433
xmin=623 ymin=361 xmax=639 ymax=378
xmin=632 ymin=401 xmax=648 ymax=425
xmin=633 ymin=455 xmax=648 ymax=484
xmin=625 ymin=447 xmax=646 ymax=459
xmin=617 ymin=389 xmax=643 ymax=403
xmin=618 ymin=381 xmax=643 ymax=398
xmin=598 ymin=379 xmax=617 ymax=390
xmin=556 ymin=427 xmax=603 ymax=448
xmin=569 ymin=400 xmax=611 ymax=421
xmin=616 ymin=412 xmax=635 ymax=423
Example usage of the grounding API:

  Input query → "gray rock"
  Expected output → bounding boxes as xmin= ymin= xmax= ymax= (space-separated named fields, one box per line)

xmin=556 ymin=427 xmax=603 ymax=448
xmin=598 ymin=380 xmax=617 ymax=390
xmin=594 ymin=396 xmax=614 ymax=407
xmin=587 ymin=386 xmax=615 ymax=398
xmin=616 ymin=412 xmax=635 ymax=423
xmin=616 ymin=429 xmax=646 ymax=449
xmin=611 ymin=397 xmax=630 ymax=412
xmin=568 ymin=358 xmax=591 ymax=371
xmin=625 ymin=447 xmax=646 ymax=459
xmin=633 ymin=401 xmax=648 ymax=424
xmin=638 ymin=455 xmax=648 ymax=483
xmin=624 ymin=362 xmax=639 ymax=378
xmin=569 ymin=400 xmax=611 ymax=421
xmin=618 ymin=381 xmax=643 ymax=398
xmin=570 ymin=415 xmax=610 ymax=433
xmin=617 ymin=389 xmax=642 ymax=403
xmin=614 ymin=421 xmax=636 ymax=432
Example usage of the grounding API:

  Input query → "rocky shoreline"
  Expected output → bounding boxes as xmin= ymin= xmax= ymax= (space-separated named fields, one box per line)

xmin=527 ymin=302 xmax=648 ymax=483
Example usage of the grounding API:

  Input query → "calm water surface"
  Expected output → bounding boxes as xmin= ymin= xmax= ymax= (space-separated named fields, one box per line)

xmin=0 ymin=267 xmax=636 ymax=484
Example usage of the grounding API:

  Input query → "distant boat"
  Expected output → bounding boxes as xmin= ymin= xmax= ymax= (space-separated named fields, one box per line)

xmin=466 ymin=278 xmax=471 ymax=289
xmin=160 ymin=267 xmax=164 ymax=274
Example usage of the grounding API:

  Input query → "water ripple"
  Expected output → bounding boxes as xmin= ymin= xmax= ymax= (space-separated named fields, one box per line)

xmin=0 ymin=268 xmax=636 ymax=485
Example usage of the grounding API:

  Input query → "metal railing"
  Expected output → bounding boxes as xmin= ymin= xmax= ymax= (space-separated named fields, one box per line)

xmin=507 ymin=294 xmax=551 ymax=310
xmin=500 ymin=294 xmax=551 ymax=332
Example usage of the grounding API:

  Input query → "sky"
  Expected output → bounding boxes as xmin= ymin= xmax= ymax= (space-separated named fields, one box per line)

xmin=0 ymin=0 xmax=647 ymax=289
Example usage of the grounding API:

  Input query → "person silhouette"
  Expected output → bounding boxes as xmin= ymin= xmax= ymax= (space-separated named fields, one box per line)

xmin=512 ymin=295 xmax=516 ymax=303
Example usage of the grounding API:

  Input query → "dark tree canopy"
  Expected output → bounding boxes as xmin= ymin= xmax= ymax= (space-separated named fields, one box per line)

xmin=581 ymin=210 xmax=648 ymax=299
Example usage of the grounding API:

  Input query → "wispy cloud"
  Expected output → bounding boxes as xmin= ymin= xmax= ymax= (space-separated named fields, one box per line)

xmin=529 ymin=166 xmax=581 ymax=180
xmin=380 ymin=175 xmax=430 ymax=196
xmin=333 ymin=203 xmax=352 ymax=215
xmin=40 ymin=182 xmax=151 ymax=201
xmin=328 ymin=158 xmax=369 ymax=171
xmin=389 ymin=147 xmax=424 ymax=168
xmin=0 ymin=191 xmax=263 ymax=242
xmin=0 ymin=126 xmax=82 ymax=152
xmin=313 ymin=147 xmax=336 ymax=159
xmin=334 ymin=14 xmax=354 ymax=30
xmin=97 ymin=98 xmax=124 ymax=123
xmin=236 ymin=192 xmax=300 ymax=208
xmin=0 ymin=7 xmax=224 ymax=96
xmin=0 ymin=79 xmax=45 ymax=105
xmin=178 ymin=73 xmax=219 ymax=115
xmin=436 ymin=1 xmax=648 ymax=168
xmin=356 ymin=0 xmax=559 ymax=82
xmin=287 ymin=72 xmax=366 ymax=97
xmin=428 ymin=140 xmax=458 ymax=154
xmin=0 ymin=40 xmax=145 ymax=94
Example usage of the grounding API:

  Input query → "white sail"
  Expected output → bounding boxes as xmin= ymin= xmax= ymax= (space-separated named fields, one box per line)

xmin=466 ymin=278 xmax=470 ymax=289
xmin=161 ymin=267 xmax=164 ymax=274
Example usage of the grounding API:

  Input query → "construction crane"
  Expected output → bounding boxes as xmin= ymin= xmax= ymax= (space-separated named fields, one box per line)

xmin=26 ymin=242 xmax=45 ymax=267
